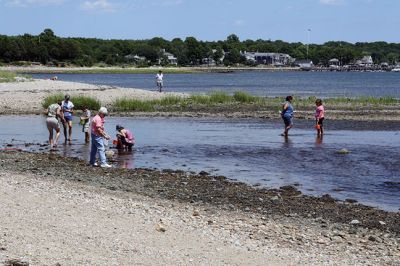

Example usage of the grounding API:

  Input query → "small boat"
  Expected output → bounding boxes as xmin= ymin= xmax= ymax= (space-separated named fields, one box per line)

xmin=391 ymin=68 xmax=400 ymax=72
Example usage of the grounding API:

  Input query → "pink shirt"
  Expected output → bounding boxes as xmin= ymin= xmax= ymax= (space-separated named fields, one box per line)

xmin=91 ymin=114 xmax=105 ymax=136
xmin=315 ymin=105 xmax=325 ymax=119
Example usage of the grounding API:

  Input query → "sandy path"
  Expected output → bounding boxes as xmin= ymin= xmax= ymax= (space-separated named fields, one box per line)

xmin=0 ymin=79 xmax=184 ymax=114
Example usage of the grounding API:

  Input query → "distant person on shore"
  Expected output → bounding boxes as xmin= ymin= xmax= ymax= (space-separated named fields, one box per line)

xmin=280 ymin=95 xmax=294 ymax=137
xmin=89 ymin=107 xmax=112 ymax=168
xmin=61 ymin=94 xmax=74 ymax=143
xmin=115 ymin=124 xmax=135 ymax=150
xmin=45 ymin=101 xmax=65 ymax=148
xmin=156 ymin=70 xmax=163 ymax=92
xmin=80 ymin=106 xmax=91 ymax=143
xmin=315 ymin=99 xmax=325 ymax=136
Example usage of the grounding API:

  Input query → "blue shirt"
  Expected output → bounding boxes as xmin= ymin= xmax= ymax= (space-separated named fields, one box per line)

xmin=282 ymin=101 xmax=293 ymax=118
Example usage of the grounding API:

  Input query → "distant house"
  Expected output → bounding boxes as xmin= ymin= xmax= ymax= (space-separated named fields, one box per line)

xmin=160 ymin=49 xmax=178 ymax=65
xmin=241 ymin=51 xmax=294 ymax=66
xmin=295 ymin=59 xmax=314 ymax=70
xmin=356 ymin=55 xmax=373 ymax=66
xmin=124 ymin=54 xmax=146 ymax=64
xmin=201 ymin=49 xmax=225 ymax=66
xmin=328 ymin=58 xmax=340 ymax=70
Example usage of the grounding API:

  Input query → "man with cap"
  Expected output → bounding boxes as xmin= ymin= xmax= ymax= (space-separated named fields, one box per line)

xmin=90 ymin=107 xmax=112 ymax=167
xmin=61 ymin=94 xmax=74 ymax=143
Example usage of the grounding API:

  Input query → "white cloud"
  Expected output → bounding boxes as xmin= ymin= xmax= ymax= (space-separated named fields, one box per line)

xmin=5 ymin=0 xmax=64 ymax=7
xmin=234 ymin=19 xmax=244 ymax=26
xmin=80 ymin=0 xmax=117 ymax=12
xmin=160 ymin=0 xmax=183 ymax=6
xmin=319 ymin=0 xmax=343 ymax=5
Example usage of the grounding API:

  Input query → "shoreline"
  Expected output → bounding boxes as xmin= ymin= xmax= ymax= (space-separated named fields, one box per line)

xmin=0 ymin=150 xmax=398 ymax=264
xmin=0 ymin=65 xmax=301 ymax=74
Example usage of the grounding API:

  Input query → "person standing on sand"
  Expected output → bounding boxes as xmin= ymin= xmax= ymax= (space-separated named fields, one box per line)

xmin=61 ymin=94 xmax=74 ymax=143
xmin=89 ymin=107 xmax=112 ymax=168
xmin=315 ymin=99 xmax=325 ymax=136
xmin=281 ymin=95 xmax=294 ymax=137
xmin=156 ymin=70 xmax=163 ymax=92
xmin=45 ymin=101 xmax=65 ymax=148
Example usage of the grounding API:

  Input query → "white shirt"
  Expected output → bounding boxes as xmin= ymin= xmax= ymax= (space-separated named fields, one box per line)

xmin=156 ymin=73 xmax=163 ymax=82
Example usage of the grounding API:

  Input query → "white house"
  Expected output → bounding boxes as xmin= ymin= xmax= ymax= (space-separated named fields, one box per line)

xmin=241 ymin=51 xmax=294 ymax=66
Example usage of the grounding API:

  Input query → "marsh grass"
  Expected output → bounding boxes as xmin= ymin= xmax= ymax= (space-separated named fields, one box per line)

xmin=0 ymin=71 xmax=17 ymax=82
xmin=42 ymin=94 xmax=101 ymax=110
xmin=112 ymin=91 xmax=400 ymax=112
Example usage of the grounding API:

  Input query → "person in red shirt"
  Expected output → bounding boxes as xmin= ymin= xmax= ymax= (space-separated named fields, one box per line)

xmin=89 ymin=107 xmax=112 ymax=167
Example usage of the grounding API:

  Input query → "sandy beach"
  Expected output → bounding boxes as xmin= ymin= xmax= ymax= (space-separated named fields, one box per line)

xmin=0 ymin=79 xmax=399 ymax=265
xmin=0 ymin=79 xmax=185 ymax=115
xmin=0 ymin=151 xmax=398 ymax=265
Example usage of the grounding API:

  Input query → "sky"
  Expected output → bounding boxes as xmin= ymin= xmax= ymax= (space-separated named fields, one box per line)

xmin=0 ymin=0 xmax=399 ymax=44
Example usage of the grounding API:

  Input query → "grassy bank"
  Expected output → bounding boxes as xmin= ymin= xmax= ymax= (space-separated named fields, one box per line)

xmin=0 ymin=71 xmax=17 ymax=82
xmin=112 ymin=92 xmax=400 ymax=112
xmin=42 ymin=94 xmax=101 ymax=110
xmin=42 ymin=92 xmax=400 ymax=114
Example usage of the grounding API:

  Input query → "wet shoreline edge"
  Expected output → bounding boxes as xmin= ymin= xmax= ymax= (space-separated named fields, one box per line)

xmin=1 ymin=150 xmax=398 ymax=236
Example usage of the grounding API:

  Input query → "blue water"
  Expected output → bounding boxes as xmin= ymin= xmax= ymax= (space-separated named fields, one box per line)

xmin=31 ymin=71 xmax=400 ymax=98
xmin=0 ymin=115 xmax=399 ymax=211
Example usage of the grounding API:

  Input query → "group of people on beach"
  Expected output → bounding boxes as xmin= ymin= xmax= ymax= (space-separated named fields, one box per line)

xmin=280 ymin=95 xmax=325 ymax=137
xmin=45 ymin=94 xmax=135 ymax=168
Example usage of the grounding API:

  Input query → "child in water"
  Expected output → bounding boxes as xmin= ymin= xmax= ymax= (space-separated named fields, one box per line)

xmin=315 ymin=99 xmax=325 ymax=136
xmin=80 ymin=106 xmax=91 ymax=143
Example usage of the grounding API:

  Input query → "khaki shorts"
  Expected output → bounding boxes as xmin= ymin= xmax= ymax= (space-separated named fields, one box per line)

xmin=46 ymin=117 xmax=60 ymax=131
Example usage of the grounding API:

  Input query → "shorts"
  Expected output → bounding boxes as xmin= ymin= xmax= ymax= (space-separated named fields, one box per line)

xmin=64 ymin=116 xmax=73 ymax=122
xmin=82 ymin=123 xmax=90 ymax=133
xmin=46 ymin=117 xmax=60 ymax=131
xmin=157 ymin=81 xmax=163 ymax=87
xmin=317 ymin=117 xmax=324 ymax=126
xmin=282 ymin=116 xmax=293 ymax=127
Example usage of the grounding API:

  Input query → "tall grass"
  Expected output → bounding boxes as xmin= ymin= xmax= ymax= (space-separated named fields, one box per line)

xmin=0 ymin=71 xmax=17 ymax=82
xmin=42 ymin=94 xmax=101 ymax=110
xmin=111 ymin=90 xmax=400 ymax=112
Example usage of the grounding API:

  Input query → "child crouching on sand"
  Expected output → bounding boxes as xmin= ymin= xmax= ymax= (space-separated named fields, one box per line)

xmin=315 ymin=99 xmax=325 ymax=136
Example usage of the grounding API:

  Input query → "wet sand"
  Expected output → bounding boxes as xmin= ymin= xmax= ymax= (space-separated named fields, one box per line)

xmin=0 ymin=151 xmax=399 ymax=265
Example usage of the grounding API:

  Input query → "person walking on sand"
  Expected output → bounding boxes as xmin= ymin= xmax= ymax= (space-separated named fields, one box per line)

xmin=89 ymin=107 xmax=112 ymax=168
xmin=45 ymin=101 xmax=65 ymax=148
xmin=280 ymin=95 xmax=294 ymax=137
xmin=61 ymin=94 xmax=74 ymax=143
xmin=315 ymin=99 xmax=325 ymax=136
xmin=80 ymin=106 xmax=91 ymax=143
xmin=156 ymin=70 xmax=163 ymax=92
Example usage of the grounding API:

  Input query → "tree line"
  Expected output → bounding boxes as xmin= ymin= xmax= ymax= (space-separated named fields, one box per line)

xmin=1 ymin=29 xmax=400 ymax=67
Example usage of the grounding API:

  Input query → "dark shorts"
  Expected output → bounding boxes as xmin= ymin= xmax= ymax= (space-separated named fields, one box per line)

xmin=283 ymin=116 xmax=293 ymax=127
xmin=64 ymin=116 xmax=73 ymax=122
xmin=317 ymin=117 xmax=324 ymax=126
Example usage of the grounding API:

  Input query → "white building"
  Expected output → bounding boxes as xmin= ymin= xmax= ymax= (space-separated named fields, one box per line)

xmin=241 ymin=51 xmax=294 ymax=66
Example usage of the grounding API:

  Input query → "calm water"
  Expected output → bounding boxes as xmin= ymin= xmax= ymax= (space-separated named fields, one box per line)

xmin=0 ymin=115 xmax=399 ymax=211
xmin=31 ymin=71 xmax=400 ymax=98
